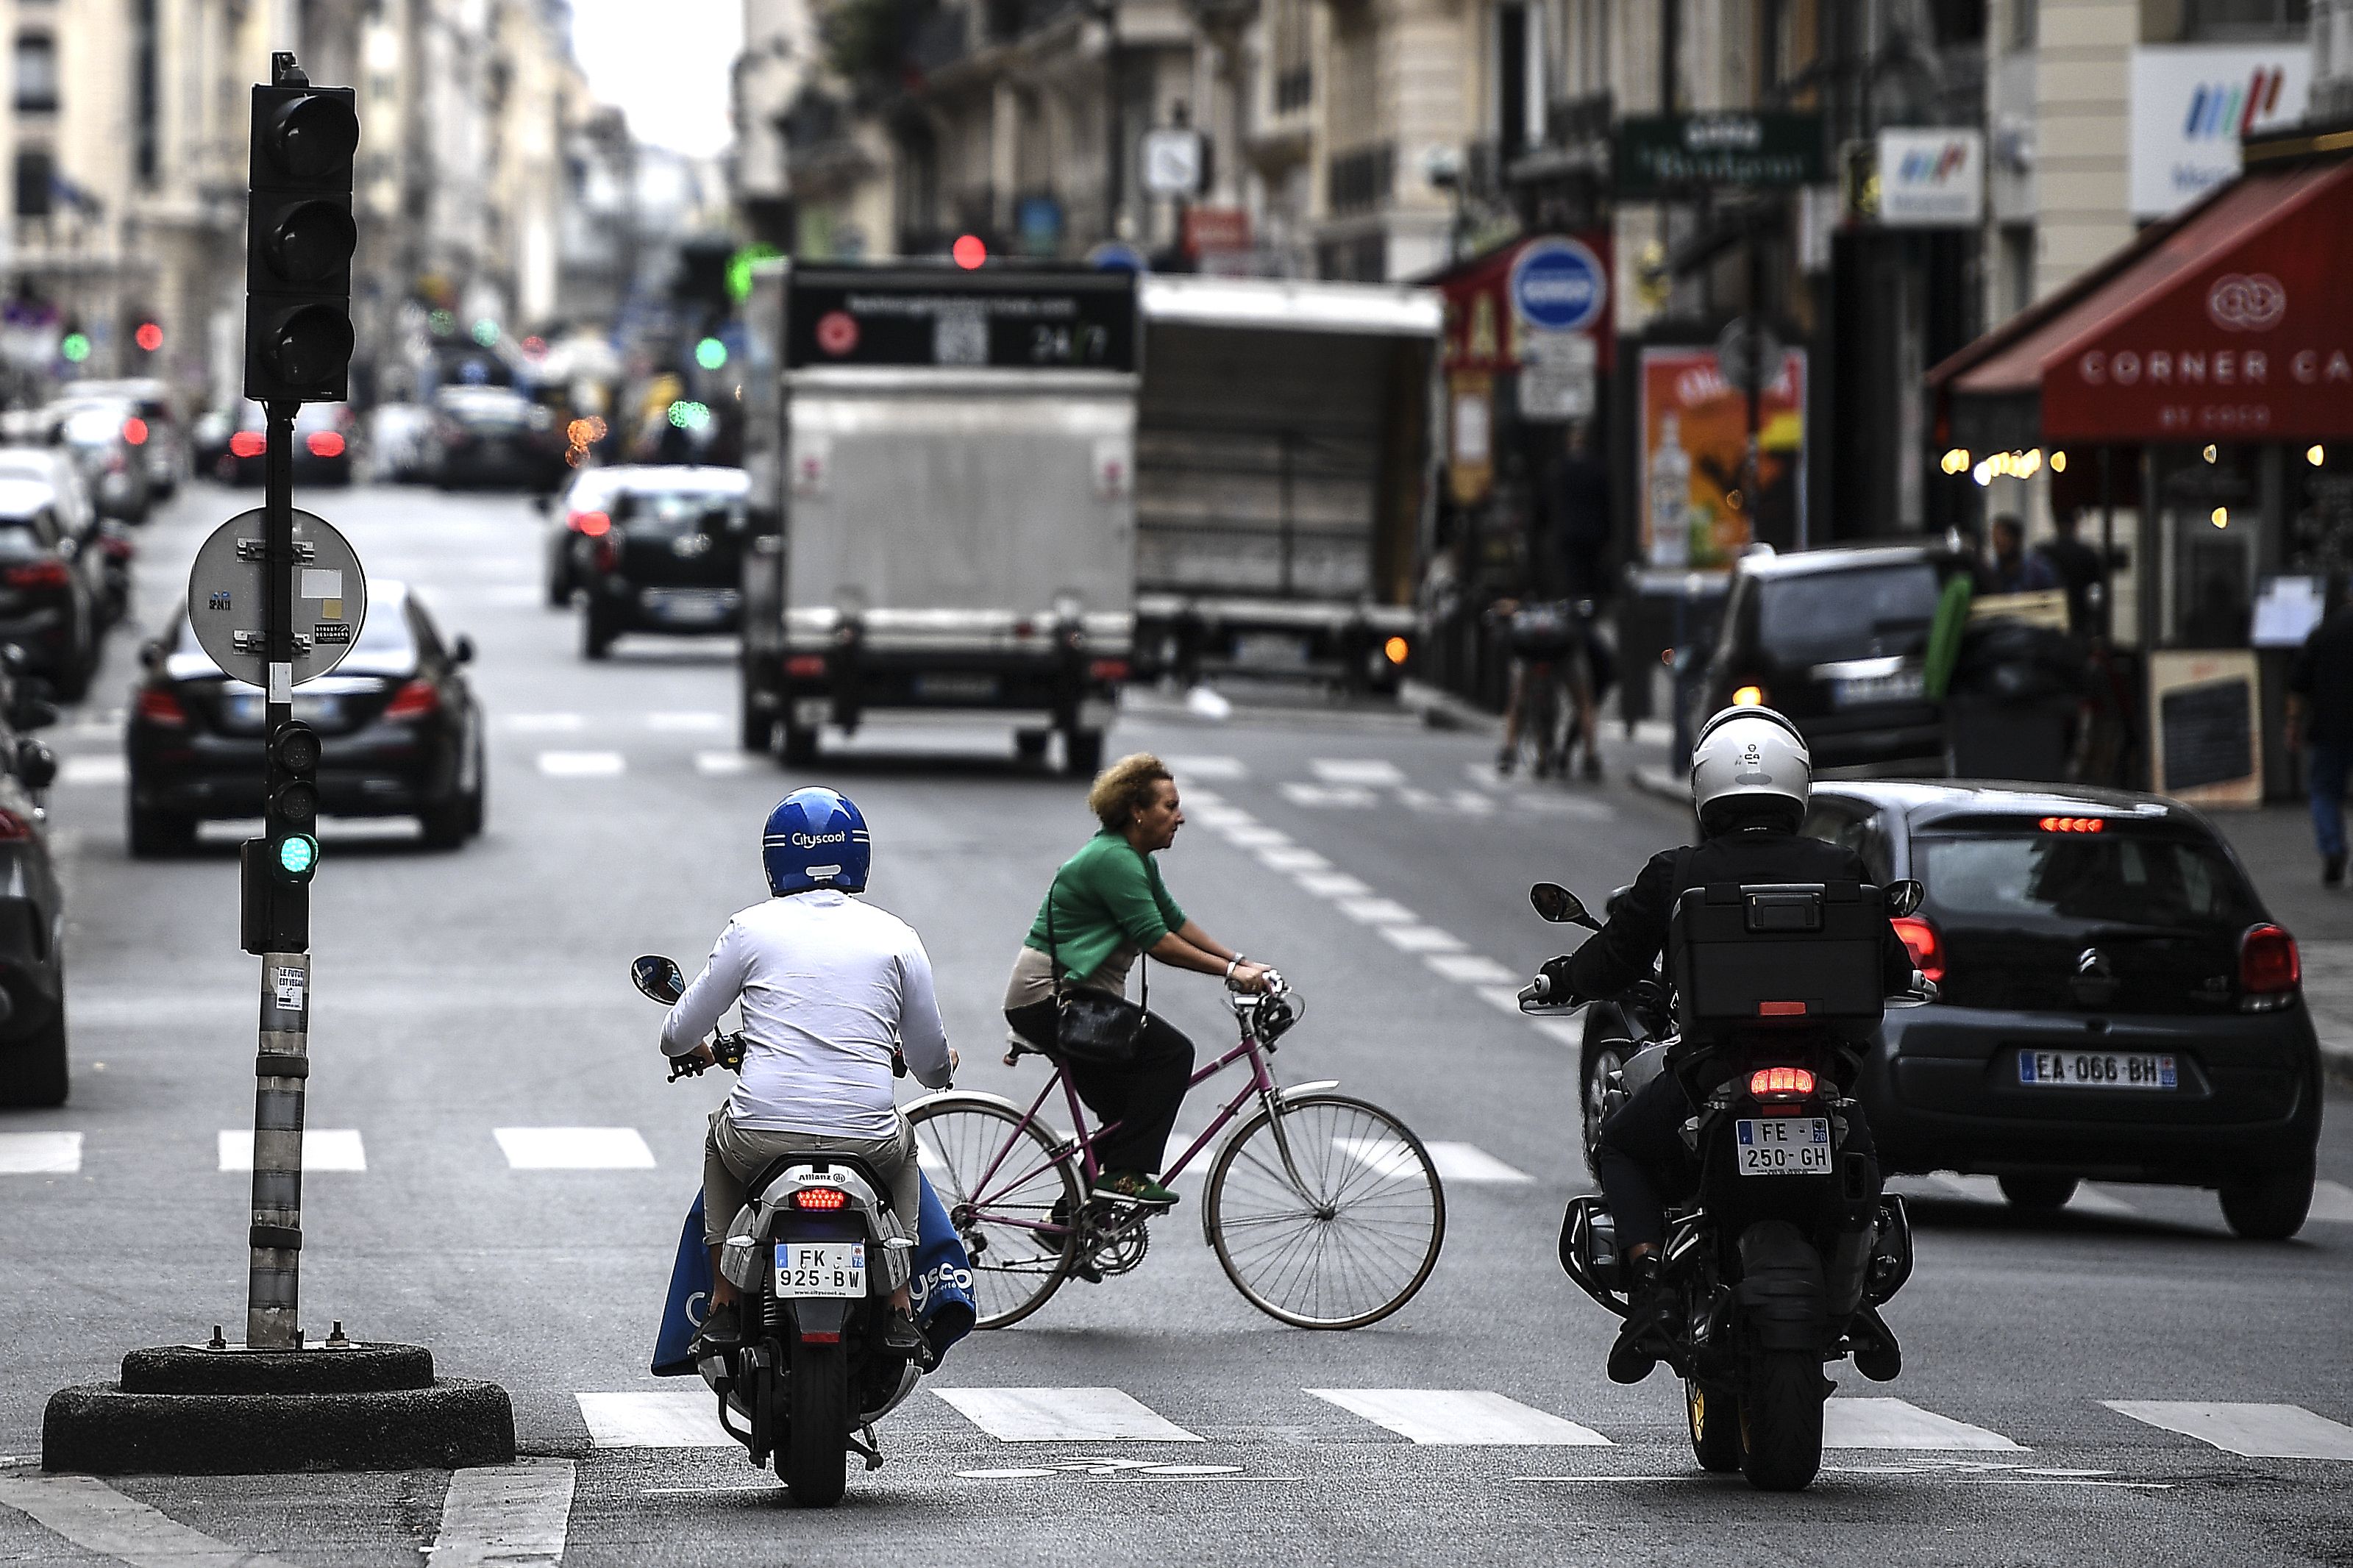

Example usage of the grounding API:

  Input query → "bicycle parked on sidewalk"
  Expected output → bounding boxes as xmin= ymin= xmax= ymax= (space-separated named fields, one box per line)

xmin=907 ymin=979 xmax=1446 ymax=1330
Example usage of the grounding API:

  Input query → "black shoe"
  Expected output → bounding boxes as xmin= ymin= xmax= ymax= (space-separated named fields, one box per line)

xmin=881 ymin=1309 xmax=932 ymax=1365
xmin=1608 ymin=1279 xmax=1676 ymax=1386
xmin=2327 ymin=853 xmax=2346 ymax=888
xmin=695 ymin=1300 xmax=741 ymax=1350
xmin=1495 ymin=747 xmax=1517 ymax=778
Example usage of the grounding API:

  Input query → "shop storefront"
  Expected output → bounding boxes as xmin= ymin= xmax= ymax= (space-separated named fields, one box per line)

xmin=1926 ymin=124 xmax=2353 ymax=801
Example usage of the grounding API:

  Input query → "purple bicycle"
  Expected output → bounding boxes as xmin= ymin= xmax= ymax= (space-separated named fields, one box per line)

xmin=905 ymin=981 xmax=1445 ymax=1330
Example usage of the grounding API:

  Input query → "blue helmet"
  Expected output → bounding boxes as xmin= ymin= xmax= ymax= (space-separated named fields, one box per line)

xmin=762 ymin=788 xmax=872 ymax=895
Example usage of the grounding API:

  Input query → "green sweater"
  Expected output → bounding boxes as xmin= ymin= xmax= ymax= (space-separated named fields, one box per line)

xmin=1025 ymin=831 xmax=1188 ymax=986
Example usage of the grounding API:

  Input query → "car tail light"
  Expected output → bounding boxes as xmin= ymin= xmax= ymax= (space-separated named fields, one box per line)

xmin=384 ymin=679 xmax=440 ymax=721
xmin=792 ymin=1186 xmax=849 ymax=1211
xmin=229 ymin=431 xmax=266 ymax=458
xmin=571 ymin=509 xmax=611 ymax=537
xmin=785 ymin=654 xmax=828 ymax=680
xmin=1891 ymin=916 xmax=1943 ymax=983
xmin=1384 ymin=635 xmax=1410 ymax=665
xmin=594 ymin=537 xmax=619 ymax=573
xmin=5 ymin=560 xmax=70 ymax=589
xmin=306 ymin=431 xmax=346 ymax=458
xmin=2038 ymin=816 xmax=2104 ymax=833
xmin=0 ymin=808 xmax=32 ymax=841
xmin=136 ymin=688 xmax=187 ymax=727
xmin=1088 ymin=658 xmax=1130 ymax=683
xmin=122 ymin=417 xmax=149 ymax=446
xmin=102 ymin=532 xmax=135 ymax=561
xmin=2240 ymin=924 xmax=2299 ymax=1007
xmin=1748 ymin=1066 xmax=1816 ymax=1099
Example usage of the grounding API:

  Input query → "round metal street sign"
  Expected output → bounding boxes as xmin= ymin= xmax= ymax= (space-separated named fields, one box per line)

xmin=1715 ymin=316 xmax=1785 ymax=395
xmin=185 ymin=509 xmax=369 ymax=689
xmin=1510 ymin=238 xmax=1608 ymax=333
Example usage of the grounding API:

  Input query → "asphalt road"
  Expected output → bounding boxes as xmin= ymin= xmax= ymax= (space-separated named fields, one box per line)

xmin=0 ymin=482 xmax=2348 ymax=1567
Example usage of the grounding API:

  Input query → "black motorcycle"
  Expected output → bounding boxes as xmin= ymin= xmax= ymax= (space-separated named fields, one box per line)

xmin=1523 ymin=878 xmax=1929 ymax=1492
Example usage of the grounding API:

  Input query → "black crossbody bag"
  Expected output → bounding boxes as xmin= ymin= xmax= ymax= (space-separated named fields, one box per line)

xmin=1043 ymin=868 xmax=1150 ymax=1067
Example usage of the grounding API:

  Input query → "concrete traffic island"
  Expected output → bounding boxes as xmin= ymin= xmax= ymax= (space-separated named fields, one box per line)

xmin=41 ymin=1337 xmax=514 ymax=1475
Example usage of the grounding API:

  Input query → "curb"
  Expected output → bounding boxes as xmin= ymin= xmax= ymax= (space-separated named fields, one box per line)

xmin=1398 ymin=679 xmax=1498 ymax=735
xmin=42 ymin=1379 xmax=515 ymax=1475
xmin=1628 ymin=763 xmax=1691 ymax=809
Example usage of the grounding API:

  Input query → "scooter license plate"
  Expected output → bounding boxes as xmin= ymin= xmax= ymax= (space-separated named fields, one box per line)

xmin=1734 ymin=1117 xmax=1832 ymax=1177
xmin=774 ymin=1241 xmax=866 ymax=1298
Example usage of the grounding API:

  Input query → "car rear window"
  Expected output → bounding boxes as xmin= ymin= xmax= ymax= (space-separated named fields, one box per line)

xmin=1757 ymin=564 xmax=1941 ymax=665
xmin=0 ymin=518 xmax=49 ymax=559
xmin=616 ymin=489 xmax=740 ymax=533
xmin=1918 ymin=831 xmax=2260 ymax=928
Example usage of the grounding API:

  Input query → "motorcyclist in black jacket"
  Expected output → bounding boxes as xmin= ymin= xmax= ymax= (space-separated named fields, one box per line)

xmin=1542 ymin=705 xmax=1918 ymax=1384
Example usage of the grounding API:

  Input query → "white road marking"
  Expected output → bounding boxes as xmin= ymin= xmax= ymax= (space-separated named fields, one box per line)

xmin=1192 ymin=807 xmax=1259 ymax=832
xmin=1378 ymin=924 xmax=1465 ymax=954
xmin=1398 ymin=786 xmax=1495 ymax=816
xmin=1825 ymin=1398 xmax=2026 ymax=1450
xmin=1425 ymin=953 xmax=1516 ymax=986
xmin=1478 ymin=986 xmax=1534 ymax=1016
xmin=1294 ymin=871 xmax=1373 ymax=899
xmin=496 ymin=1127 xmax=656 ymax=1169
xmin=577 ymin=1391 xmax=730 ymax=1447
xmin=1307 ymin=1389 xmax=1609 ymax=1446
xmin=1280 ymin=783 xmax=1378 ymax=808
xmin=1256 ymin=847 xmax=1331 ymax=873
xmin=1335 ymin=897 xmax=1417 ymax=925
xmin=1510 ymin=793 xmax=1616 ymax=820
xmin=57 ymin=755 xmax=126 ymax=785
xmin=2104 ymin=1401 xmax=2353 ymax=1460
xmin=1221 ymin=825 xmax=1293 ymax=849
xmin=645 ymin=710 xmax=726 ymax=732
xmin=218 ymin=1129 xmax=366 ymax=1172
xmin=429 ymin=1459 xmax=577 ymax=1568
xmin=537 ymin=750 xmax=625 ymax=777
xmin=1166 ymin=755 xmax=1247 ymax=780
xmin=504 ymin=713 xmax=585 ymax=733
xmin=0 ymin=1131 xmax=80 ymax=1173
xmin=1182 ymin=788 xmax=1225 ymax=808
xmin=2309 ymin=1178 xmax=2353 ymax=1224
xmin=1928 ymin=1173 xmax=2004 ymax=1203
xmin=694 ymin=751 xmax=755 ymax=775
xmin=932 ymin=1387 xmax=1203 ymax=1443
xmin=0 ymin=1471 xmax=307 ymax=1567
xmin=2068 ymin=1184 xmax=2137 ymax=1217
xmin=1423 ymin=1142 xmax=1534 ymax=1184
xmin=1311 ymin=759 xmax=1406 ymax=786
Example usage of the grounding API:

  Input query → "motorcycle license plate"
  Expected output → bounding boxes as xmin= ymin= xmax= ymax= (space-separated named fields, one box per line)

xmin=774 ymin=1241 xmax=866 ymax=1298
xmin=2018 ymin=1051 xmax=2176 ymax=1089
xmin=1734 ymin=1116 xmax=1832 ymax=1177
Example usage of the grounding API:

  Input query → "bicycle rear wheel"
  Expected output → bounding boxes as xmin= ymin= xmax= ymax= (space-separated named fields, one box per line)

xmin=1204 ymin=1092 xmax=1445 ymax=1329
xmin=905 ymin=1094 xmax=1081 ymax=1328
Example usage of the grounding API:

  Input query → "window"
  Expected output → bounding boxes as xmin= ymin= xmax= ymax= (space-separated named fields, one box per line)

xmin=14 ymin=149 xmax=52 ymax=219
xmin=1917 ymin=834 xmax=2259 ymax=928
xmin=13 ymin=32 xmax=56 ymax=113
xmin=2001 ymin=225 xmax=2035 ymax=317
xmin=2183 ymin=0 xmax=2310 ymax=39
xmin=1756 ymin=563 xmax=1943 ymax=665
xmin=134 ymin=0 xmax=158 ymax=185
xmin=2010 ymin=0 xmax=2037 ymax=49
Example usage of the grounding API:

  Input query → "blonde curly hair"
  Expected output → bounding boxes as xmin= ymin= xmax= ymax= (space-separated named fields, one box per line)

xmin=1088 ymin=752 xmax=1173 ymax=831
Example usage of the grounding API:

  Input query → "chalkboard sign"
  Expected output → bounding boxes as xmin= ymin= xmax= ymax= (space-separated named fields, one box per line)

xmin=2160 ymin=678 xmax=2252 ymax=794
xmin=786 ymin=266 xmax=1138 ymax=372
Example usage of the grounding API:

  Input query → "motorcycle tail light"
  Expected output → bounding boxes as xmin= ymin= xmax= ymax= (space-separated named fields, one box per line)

xmin=1892 ymin=916 xmax=1944 ymax=983
xmin=384 ymin=678 xmax=439 ymax=721
xmin=136 ymin=688 xmax=188 ymax=727
xmin=1748 ymin=1066 xmax=1816 ymax=1099
xmin=2240 ymin=923 xmax=2299 ymax=999
xmin=793 ymin=1186 xmax=849 ymax=1211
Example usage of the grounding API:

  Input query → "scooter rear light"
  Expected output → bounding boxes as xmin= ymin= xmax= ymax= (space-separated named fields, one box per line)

xmin=1892 ymin=916 xmax=1944 ymax=983
xmin=793 ymin=1186 xmax=850 ymax=1211
xmin=136 ymin=688 xmax=188 ymax=727
xmin=1748 ymin=1066 xmax=1816 ymax=1099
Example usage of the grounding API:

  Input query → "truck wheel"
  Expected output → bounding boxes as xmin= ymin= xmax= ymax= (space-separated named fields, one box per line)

xmin=0 ymin=1008 xmax=67 ymax=1108
xmin=778 ymin=1336 xmax=850 ymax=1506
xmin=1063 ymin=729 xmax=1104 ymax=777
xmin=782 ymin=724 xmax=819 ymax=768
xmin=1014 ymin=729 xmax=1050 ymax=763
xmin=2221 ymin=1160 xmax=2313 ymax=1240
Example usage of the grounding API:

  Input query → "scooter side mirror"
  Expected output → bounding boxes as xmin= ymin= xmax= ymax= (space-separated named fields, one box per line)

xmin=630 ymin=953 xmax=687 ymax=1005
xmin=1530 ymin=883 xmax=1597 ymax=927
xmin=1884 ymin=879 xmax=1926 ymax=919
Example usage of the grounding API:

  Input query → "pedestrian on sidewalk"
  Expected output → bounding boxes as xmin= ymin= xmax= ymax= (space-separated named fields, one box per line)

xmin=2287 ymin=582 xmax=2353 ymax=886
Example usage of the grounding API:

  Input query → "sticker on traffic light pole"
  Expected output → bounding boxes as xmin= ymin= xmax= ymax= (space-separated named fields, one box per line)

xmin=245 ymin=58 xmax=357 ymax=404
xmin=185 ymin=509 xmax=369 ymax=689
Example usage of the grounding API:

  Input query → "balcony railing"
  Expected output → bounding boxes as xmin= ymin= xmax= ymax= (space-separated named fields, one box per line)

xmin=1325 ymin=141 xmax=1392 ymax=217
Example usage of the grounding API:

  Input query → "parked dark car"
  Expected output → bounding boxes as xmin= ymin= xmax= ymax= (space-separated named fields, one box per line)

xmin=538 ymin=465 xmax=626 ymax=606
xmin=575 ymin=468 xmax=750 ymax=659
xmin=127 ymin=582 xmax=486 ymax=855
xmin=0 ymin=478 xmax=100 ymax=699
xmin=0 ymin=663 xmax=63 ymax=1106
xmin=218 ymin=401 xmax=358 ymax=486
xmin=0 ymin=447 xmax=122 ymax=626
xmin=430 ymin=386 xmax=564 ymax=491
xmin=1700 ymin=546 xmax=1968 ymax=773
xmin=1803 ymin=780 xmax=2322 ymax=1239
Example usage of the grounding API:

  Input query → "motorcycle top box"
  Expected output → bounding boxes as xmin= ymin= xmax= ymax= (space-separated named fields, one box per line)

xmin=1668 ymin=881 xmax=1891 ymax=1035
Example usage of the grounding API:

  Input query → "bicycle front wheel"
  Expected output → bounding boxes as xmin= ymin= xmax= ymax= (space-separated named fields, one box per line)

xmin=1204 ymin=1092 xmax=1445 ymax=1330
xmin=905 ymin=1094 xmax=1081 ymax=1328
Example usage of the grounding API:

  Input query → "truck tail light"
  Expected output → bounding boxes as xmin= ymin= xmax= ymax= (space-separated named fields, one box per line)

xmin=2240 ymin=923 xmax=2299 ymax=1002
xmin=1892 ymin=916 xmax=1943 ymax=984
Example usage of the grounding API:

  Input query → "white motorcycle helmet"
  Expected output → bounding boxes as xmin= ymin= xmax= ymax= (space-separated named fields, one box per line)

xmin=1690 ymin=705 xmax=1812 ymax=835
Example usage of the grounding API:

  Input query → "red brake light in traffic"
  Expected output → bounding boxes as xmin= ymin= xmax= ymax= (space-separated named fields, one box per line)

xmin=572 ymin=510 xmax=611 ymax=537
xmin=384 ymin=679 xmax=440 ymax=721
xmin=135 ymin=688 xmax=187 ymax=727
xmin=785 ymin=654 xmax=827 ymax=680
xmin=306 ymin=431 xmax=345 ymax=458
xmin=4 ymin=560 xmax=70 ymax=589
xmin=1892 ymin=916 xmax=1944 ymax=983
xmin=2240 ymin=923 xmax=2299 ymax=995
xmin=1088 ymin=658 xmax=1130 ymax=683
xmin=229 ymin=431 xmax=266 ymax=458
xmin=0 ymin=809 xmax=32 ymax=842
xmin=2038 ymin=816 xmax=2104 ymax=833
xmin=122 ymin=417 xmax=149 ymax=446
xmin=1748 ymin=1066 xmax=1817 ymax=1098
xmin=793 ymin=1186 xmax=850 ymax=1211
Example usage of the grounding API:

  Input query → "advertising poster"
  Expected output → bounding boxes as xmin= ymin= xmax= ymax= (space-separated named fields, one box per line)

xmin=2128 ymin=45 xmax=2310 ymax=218
xmin=1638 ymin=346 xmax=1806 ymax=569
xmin=2148 ymin=649 xmax=2263 ymax=808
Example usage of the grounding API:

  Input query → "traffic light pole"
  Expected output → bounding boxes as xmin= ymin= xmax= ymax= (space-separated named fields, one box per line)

xmin=248 ymin=398 xmax=308 ymax=1350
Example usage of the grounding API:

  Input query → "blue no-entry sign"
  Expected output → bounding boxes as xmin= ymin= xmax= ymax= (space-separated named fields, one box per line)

xmin=1509 ymin=238 xmax=1607 ymax=333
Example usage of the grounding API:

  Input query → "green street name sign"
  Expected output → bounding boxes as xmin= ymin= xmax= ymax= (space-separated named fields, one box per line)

xmin=1615 ymin=113 xmax=1826 ymax=197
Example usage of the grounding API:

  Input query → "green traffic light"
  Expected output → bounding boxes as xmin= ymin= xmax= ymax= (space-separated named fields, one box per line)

xmin=694 ymin=337 xmax=727 ymax=371
xmin=277 ymin=834 xmax=319 ymax=878
xmin=60 ymin=333 xmax=90 ymax=363
xmin=471 ymin=318 xmax=500 ymax=347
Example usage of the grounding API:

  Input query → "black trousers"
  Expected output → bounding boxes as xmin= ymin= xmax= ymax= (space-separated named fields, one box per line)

xmin=1005 ymin=1002 xmax=1196 ymax=1178
xmin=1595 ymin=1072 xmax=1879 ymax=1252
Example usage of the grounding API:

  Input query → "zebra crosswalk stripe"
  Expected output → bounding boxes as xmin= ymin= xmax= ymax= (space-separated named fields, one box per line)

xmin=2104 ymin=1401 xmax=2353 ymax=1461
xmin=0 ymin=1130 xmax=81 ymax=1173
xmin=1826 ymin=1397 xmax=2026 ymax=1450
xmin=577 ymin=1391 xmax=729 ymax=1447
xmin=495 ymin=1127 xmax=656 ymax=1169
xmin=1307 ymin=1389 xmax=1609 ymax=1446
xmin=933 ymin=1386 xmax=1203 ymax=1443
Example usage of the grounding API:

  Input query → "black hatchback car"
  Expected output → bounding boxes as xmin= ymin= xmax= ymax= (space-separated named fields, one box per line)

xmin=1802 ymin=780 xmax=2321 ymax=1239
xmin=575 ymin=468 xmax=749 ymax=659
xmin=0 ymin=665 xmax=63 ymax=1106
xmin=127 ymin=582 xmax=486 ymax=855
xmin=1701 ymin=546 xmax=1967 ymax=772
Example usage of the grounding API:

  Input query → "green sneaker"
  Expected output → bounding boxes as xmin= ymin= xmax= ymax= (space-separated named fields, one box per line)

xmin=1100 ymin=1171 xmax=1181 ymax=1208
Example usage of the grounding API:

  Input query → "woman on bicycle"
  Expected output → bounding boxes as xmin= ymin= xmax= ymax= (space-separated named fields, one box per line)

xmin=1002 ymin=752 xmax=1275 ymax=1206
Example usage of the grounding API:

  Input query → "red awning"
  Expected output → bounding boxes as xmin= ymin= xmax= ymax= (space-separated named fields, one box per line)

xmin=1928 ymin=155 xmax=2353 ymax=445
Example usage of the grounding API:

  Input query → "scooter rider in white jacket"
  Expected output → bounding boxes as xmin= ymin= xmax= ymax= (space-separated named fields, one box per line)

xmin=661 ymin=787 xmax=955 ymax=1357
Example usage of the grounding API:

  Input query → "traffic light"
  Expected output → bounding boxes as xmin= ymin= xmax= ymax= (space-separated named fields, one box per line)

xmin=244 ymin=54 xmax=357 ymax=403
xmin=134 ymin=320 xmax=163 ymax=354
xmin=241 ymin=719 xmax=319 ymax=952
